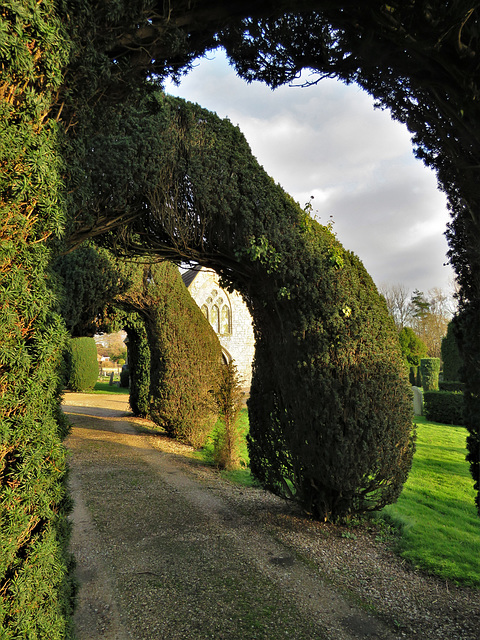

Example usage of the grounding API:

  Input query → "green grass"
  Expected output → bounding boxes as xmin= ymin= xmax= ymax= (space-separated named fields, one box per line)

xmin=90 ymin=381 xmax=129 ymax=395
xmin=383 ymin=415 xmax=479 ymax=587
xmin=78 ymin=385 xmax=480 ymax=586
xmin=194 ymin=409 xmax=259 ymax=486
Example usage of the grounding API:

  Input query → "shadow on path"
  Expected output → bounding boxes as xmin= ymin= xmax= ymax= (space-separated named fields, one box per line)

xmin=63 ymin=393 xmax=401 ymax=640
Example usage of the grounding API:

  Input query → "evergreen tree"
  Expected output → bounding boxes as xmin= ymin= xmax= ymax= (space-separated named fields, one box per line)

xmin=398 ymin=327 xmax=428 ymax=368
xmin=442 ymin=320 xmax=463 ymax=382
xmin=53 ymin=244 xmax=130 ymax=337
xmin=0 ymin=3 xmax=75 ymax=636
xmin=117 ymin=261 xmax=223 ymax=448
xmin=65 ymin=337 xmax=99 ymax=391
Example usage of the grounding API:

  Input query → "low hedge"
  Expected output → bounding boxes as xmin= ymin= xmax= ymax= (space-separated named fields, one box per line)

xmin=439 ymin=381 xmax=465 ymax=392
xmin=423 ymin=390 xmax=465 ymax=425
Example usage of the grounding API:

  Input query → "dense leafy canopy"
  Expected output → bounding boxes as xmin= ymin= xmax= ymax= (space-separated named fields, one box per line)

xmin=3 ymin=1 xmax=480 ymax=633
xmin=399 ymin=327 xmax=428 ymax=368
xmin=67 ymin=89 xmax=414 ymax=519
xmin=0 ymin=2 xmax=75 ymax=636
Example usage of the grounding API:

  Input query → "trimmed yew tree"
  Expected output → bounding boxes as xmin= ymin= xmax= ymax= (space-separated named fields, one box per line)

xmin=247 ymin=221 xmax=415 ymax=520
xmin=117 ymin=261 xmax=222 ymax=448
xmin=122 ymin=313 xmax=151 ymax=417
xmin=442 ymin=321 xmax=463 ymax=382
xmin=89 ymin=95 xmax=414 ymax=521
xmin=0 ymin=2 xmax=75 ymax=637
xmin=65 ymin=337 xmax=99 ymax=392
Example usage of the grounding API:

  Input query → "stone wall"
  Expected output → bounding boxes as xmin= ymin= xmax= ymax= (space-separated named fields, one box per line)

xmin=183 ymin=267 xmax=255 ymax=393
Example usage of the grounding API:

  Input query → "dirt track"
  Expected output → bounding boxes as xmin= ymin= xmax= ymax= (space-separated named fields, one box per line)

xmin=63 ymin=393 xmax=478 ymax=640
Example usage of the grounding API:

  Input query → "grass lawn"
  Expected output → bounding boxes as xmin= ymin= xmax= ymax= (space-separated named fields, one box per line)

xmin=383 ymin=415 xmax=479 ymax=587
xmin=199 ymin=411 xmax=479 ymax=587
xmin=194 ymin=409 xmax=259 ymax=486
xmin=81 ymin=385 xmax=479 ymax=586
xmin=91 ymin=381 xmax=129 ymax=394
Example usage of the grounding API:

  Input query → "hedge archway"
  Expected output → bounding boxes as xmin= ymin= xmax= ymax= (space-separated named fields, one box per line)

xmin=3 ymin=2 xmax=480 ymax=635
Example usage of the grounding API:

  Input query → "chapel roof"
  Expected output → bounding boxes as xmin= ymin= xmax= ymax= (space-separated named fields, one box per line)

xmin=181 ymin=264 xmax=202 ymax=289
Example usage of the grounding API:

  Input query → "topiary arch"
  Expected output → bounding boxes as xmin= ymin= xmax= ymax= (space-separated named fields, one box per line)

xmin=66 ymin=91 xmax=414 ymax=521
xmin=2 ymin=1 xmax=480 ymax=635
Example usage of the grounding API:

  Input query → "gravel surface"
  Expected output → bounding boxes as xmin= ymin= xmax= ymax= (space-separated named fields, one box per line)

xmin=63 ymin=393 xmax=479 ymax=640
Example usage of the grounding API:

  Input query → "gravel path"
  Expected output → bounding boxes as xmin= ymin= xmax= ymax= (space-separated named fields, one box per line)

xmin=63 ymin=393 xmax=479 ymax=640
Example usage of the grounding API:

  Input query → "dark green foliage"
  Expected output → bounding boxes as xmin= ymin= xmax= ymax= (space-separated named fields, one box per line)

xmin=0 ymin=1 xmax=75 ymax=636
xmin=409 ymin=366 xmax=423 ymax=387
xmin=439 ymin=381 xmax=465 ymax=392
xmin=216 ymin=1 xmax=480 ymax=513
xmin=53 ymin=244 xmax=130 ymax=337
xmin=66 ymin=337 xmax=99 ymax=392
xmin=247 ymin=226 xmax=415 ymax=521
xmin=409 ymin=366 xmax=422 ymax=386
xmin=118 ymin=262 xmax=222 ymax=447
xmin=399 ymin=327 xmax=427 ymax=368
xmin=442 ymin=321 xmax=463 ymax=382
xmin=147 ymin=264 xmax=222 ymax=447
xmin=85 ymin=94 xmax=414 ymax=521
xmin=123 ymin=314 xmax=151 ymax=416
xmin=424 ymin=391 xmax=465 ymax=426
xmin=119 ymin=365 xmax=129 ymax=388
xmin=214 ymin=362 xmax=244 ymax=470
xmin=453 ymin=305 xmax=480 ymax=511
xmin=420 ymin=358 xmax=441 ymax=391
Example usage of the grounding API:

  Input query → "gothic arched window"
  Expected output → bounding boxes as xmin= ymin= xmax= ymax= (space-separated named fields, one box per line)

xmin=201 ymin=304 xmax=208 ymax=320
xmin=220 ymin=305 xmax=230 ymax=334
xmin=211 ymin=305 xmax=219 ymax=332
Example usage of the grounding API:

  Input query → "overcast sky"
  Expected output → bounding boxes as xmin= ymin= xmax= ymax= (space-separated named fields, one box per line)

xmin=164 ymin=50 xmax=455 ymax=296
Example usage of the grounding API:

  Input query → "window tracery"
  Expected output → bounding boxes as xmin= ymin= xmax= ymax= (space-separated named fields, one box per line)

xmin=202 ymin=288 xmax=231 ymax=335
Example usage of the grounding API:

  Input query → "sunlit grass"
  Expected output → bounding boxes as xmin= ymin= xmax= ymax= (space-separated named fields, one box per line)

xmin=82 ymin=384 xmax=479 ymax=585
xmin=91 ymin=381 xmax=129 ymax=394
xmin=194 ymin=409 xmax=259 ymax=485
xmin=383 ymin=415 xmax=479 ymax=587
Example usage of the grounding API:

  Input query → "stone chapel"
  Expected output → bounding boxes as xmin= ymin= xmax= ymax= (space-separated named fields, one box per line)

xmin=182 ymin=265 xmax=255 ymax=394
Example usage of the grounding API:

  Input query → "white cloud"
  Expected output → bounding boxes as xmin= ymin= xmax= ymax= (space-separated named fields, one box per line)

xmin=165 ymin=50 xmax=454 ymax=295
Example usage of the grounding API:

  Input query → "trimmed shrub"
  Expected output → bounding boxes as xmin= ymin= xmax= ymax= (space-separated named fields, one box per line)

xmin=424 ymin=391 xmax=465 ymax=425
xmin=118 ymin=262 xmax=222 ymax=447
xmin=119 ymin=364 xmax=129 ymax=388
xmin=409 ymin=366 xmax=418 ymax=386
xmin=125 ymin=317 xmax=151 ymax=416
xmin=399 ymin=327 xmax=427 ymax=367
xmin=247 ymin=222 xmax=414 ymax=522
xmin=66 ymin=337 xmax=99 ymax=391
xmin=148 ymin=264 xmax=222 ymax=447
xmin=439 ymin=381 xmax=465 ymax=392
xmin=420 ymin=358 xmax=440 ymax=391
xmin=0 ymin=3 xmax=76 ymax=636
xmin=442 ymin=321 xmax=463 ymax=382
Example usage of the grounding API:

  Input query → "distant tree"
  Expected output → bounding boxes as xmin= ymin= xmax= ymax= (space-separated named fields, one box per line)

xmin=410 ymin=289 xmax=451 ymax=359
xmin=411 ymin=290 xmax=430 ymax=322
xmin=380 ymin=283 xmax=413 ymax=330
xmin=398 ymin=327 xmax=427 ymax=368
xmin=442 ymin=321 xmax=463 ymax=382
